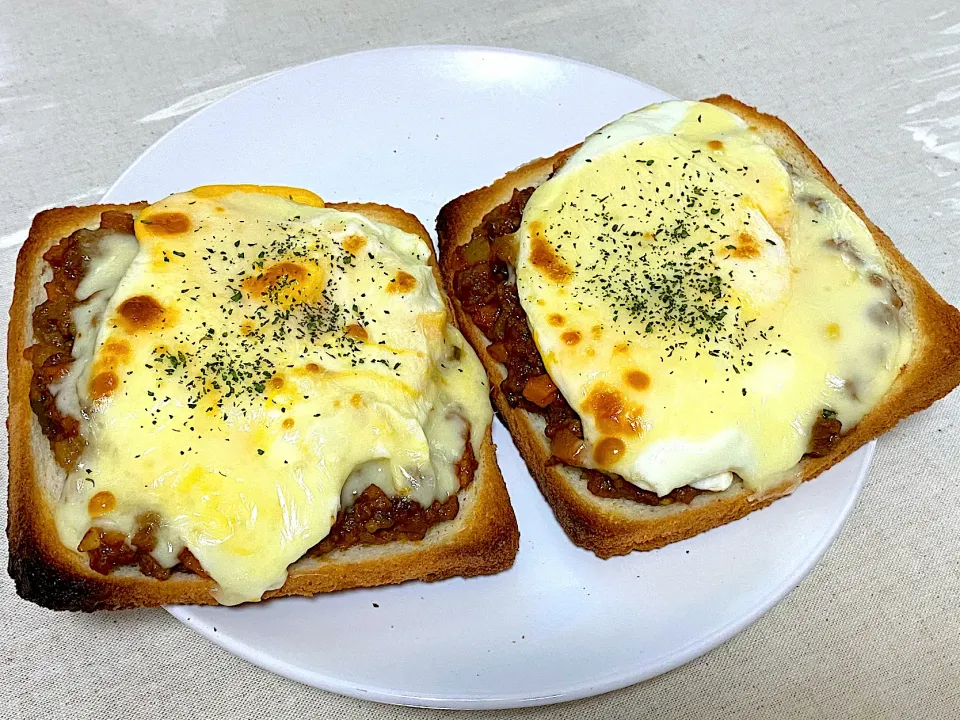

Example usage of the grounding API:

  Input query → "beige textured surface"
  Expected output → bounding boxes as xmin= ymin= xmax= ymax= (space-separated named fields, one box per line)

xmin=1 ymin=0 xmax=958 ymax=717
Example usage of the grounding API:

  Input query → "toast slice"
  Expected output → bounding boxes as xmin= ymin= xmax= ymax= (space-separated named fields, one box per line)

xmin=436 ymin=94 xmax=960 ymax=558
xmin=8 ymin=200 xmax=519 ymax=611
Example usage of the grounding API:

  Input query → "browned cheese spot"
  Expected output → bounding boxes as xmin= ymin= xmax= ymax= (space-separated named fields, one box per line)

xmin=625 ymin=370 xmax=651 ymax=390
xmin=242 ymin=262 xmax=308 ymax=301
xmin=345 ymin=323 xmax=368 ymax=342
xmin=141 ymin=212 xmax=191 ymax=235
xmin=387 ymin=271 xmax=417 ymax=294
xmin=87 ymin=340 xmax=132 ymax=401
xmin=584 ymin=387 xmax=643 ymax=435
xmin=116 ymin=295 xmax=166 ymax=332
xmin=343 ymin=235 xmax=367 ymax=254
xmin=87 ymin=491 xmax=116 ymax=517
xmin=90 ymin=371 xmax=118 ymax=401
xmin=561 ymin=330 xmax=581 ymax=346
xmin=103 ymin=340 xmax=130 ymax=357
xmin=528 ymin=220 xmax=572 ymax=283
xmin=722 ymin=232 xmax=761 ymax=259
xmin=305 ymin=362 xmax=322 ymax=373
xmin=282 ymin=418 xmax=295 ymax=430
xmin=594 ymin=437 xmax=626 ymax=467
xmin=548 ymin=313 xmax=565 ymax=327
xmin=270 ymin=375 xmax=284 ymax=390
xmin=707 ymin=139 xmax=724 ymax=150
xmin=350 ymin=393 xmax=363 ymax=408
xmin=591 ymin=324 xmax=603 ymax=339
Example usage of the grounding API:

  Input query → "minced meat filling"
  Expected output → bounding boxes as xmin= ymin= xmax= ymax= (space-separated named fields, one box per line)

xmin=29 ymin=213 xmax=473 ymax=582
xmin=807 ymin=412 xmax=843 ymax=457
xmin=584 ymin=469 xmax=702 ymax=506
xmin=79 ymin=516 xmax=210 ymax=580
xmin=80 ymin=512 xmax=172 ymax=580
xmin=27 ymin=227 xmax=99 ymax=469
xmin=83 ymin=442 xmax=477 ymax=577
xmin=311 ymin=440 xmax=477 ymax=555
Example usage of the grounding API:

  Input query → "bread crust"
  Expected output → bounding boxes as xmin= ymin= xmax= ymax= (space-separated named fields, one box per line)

xmin=7 ymin=200 xmax=519 ymax=611
xmin=436 ymin=96 xmax=960 ymax=558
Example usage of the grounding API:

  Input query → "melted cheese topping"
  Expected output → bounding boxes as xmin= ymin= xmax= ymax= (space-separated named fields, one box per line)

xmin=54 ymin=187 xmax=491 ymax=604
xmin=517 ymin=101 xmax=911 ymax=496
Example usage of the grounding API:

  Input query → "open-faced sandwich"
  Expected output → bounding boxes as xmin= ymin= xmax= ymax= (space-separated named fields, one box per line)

xmin=8 ymin=185 xmax=519 ymax=610
xmin=437 ymin=96 xmax=960 ymax=557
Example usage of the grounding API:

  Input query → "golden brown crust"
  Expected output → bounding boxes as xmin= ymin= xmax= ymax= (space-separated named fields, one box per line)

xmin=8 ymin=200 xmax=518 ymax=610
xmin=436 ymin=98 xmax=960 ymax=558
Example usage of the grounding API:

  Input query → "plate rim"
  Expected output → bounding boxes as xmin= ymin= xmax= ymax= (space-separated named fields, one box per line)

xmin=104 ymin=43 xmax=874 ymax=709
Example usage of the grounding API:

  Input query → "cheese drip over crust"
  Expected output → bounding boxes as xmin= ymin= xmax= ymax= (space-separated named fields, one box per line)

xmin=516 ymin=101 xmax=911 ymax=496
xmin=54 ymin=187 xmax=492 ymax=604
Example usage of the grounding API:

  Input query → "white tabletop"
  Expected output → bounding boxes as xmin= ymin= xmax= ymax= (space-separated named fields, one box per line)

xmin=2 ymin=1 xmax=959 ymax=718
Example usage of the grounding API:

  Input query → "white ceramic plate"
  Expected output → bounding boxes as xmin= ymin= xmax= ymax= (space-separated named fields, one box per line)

xmin=102 ymin=45 xmax=872 ymax=709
